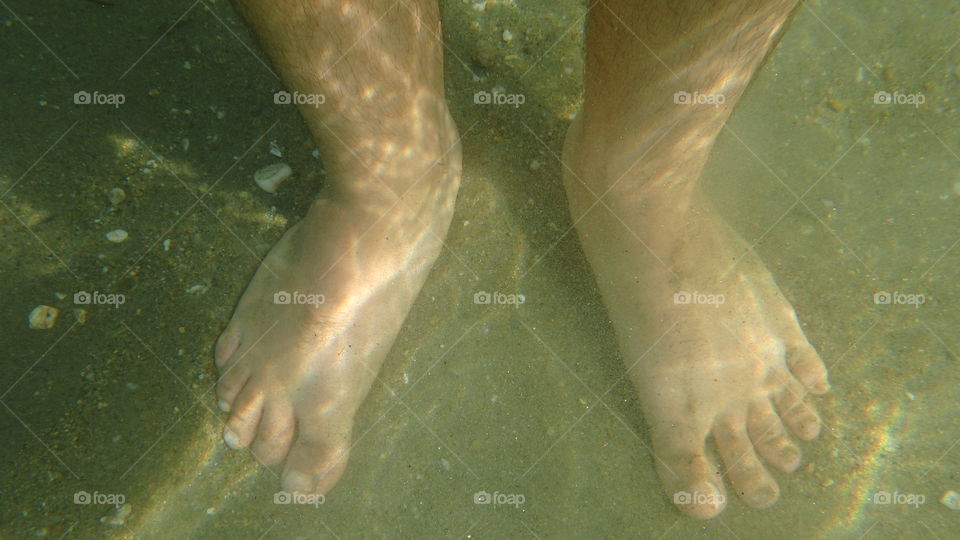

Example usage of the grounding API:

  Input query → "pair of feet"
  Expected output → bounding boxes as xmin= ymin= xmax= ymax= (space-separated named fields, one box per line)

xmin=213 ymin=104 xmax=829 ymax=519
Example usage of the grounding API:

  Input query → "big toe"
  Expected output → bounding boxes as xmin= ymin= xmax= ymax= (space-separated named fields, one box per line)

xmin=281 ymin=428 xmax=351 ymax=496
xmin=652 ymin=427 xmax=727 ymax=519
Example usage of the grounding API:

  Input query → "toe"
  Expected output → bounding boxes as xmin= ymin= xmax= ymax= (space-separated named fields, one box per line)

xmin=786 ymin=342 xmax=829 ymax=395
xmin=650 ymin=425 xmax=727 ymax=519
xmin=215 ymin=365 xmax=250 ymax=413
xmin=747 ymin=400 xmax=801 ymax=472
xmin=214 ymin=327 xmax=242 ymax=369
xmin=774 ymin=379 xmax=821 ymax=440
xmin=713 ymin=418 xmax=780 ymax=508
xmin=223 ymin=381 xmax=265 ymax=450
xmin=250 ymin=402 xmax=295 ymax=466
xmin=281 ymin=427 xmax=351 ymax=496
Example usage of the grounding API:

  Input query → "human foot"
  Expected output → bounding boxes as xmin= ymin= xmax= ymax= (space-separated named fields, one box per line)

xmin=563 ymin=121 xmax=829 ymax=519
xmin=214 ymin=112 xmax=460 ymax=495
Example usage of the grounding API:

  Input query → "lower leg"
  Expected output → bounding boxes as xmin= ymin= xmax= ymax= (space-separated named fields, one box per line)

xmin=215 ymin=0 xmax=459 ymax=495
xmin=564 ymin=0 xmax=829 ymax=519
xmin=232 ymin=0 xmax=457 ymax=198
xmin=573 ymin=0 xmax=795 ymax=199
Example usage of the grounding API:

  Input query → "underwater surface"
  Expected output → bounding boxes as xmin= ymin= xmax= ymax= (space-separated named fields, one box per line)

xmin=0 ymin=0 xmax=958 ymax=537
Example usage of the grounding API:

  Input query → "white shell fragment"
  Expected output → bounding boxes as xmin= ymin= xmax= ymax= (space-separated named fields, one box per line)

xmin=106 ymin=229 xmax=129 ymax=243
xmin=29 ymin=305 xmax=60 ymax=329
xmin=254 ymin=163 xmax=292 ymax=194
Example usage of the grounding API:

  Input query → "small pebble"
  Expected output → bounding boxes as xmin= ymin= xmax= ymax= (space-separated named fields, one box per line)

xmin=529 ymin=159 xmax=540 ymax=171
xmin=108 ymin=187 xmax=126 ymax=206
xmin=105 ymin=229 xmax=129 ymax=243
xmin=28 ymin=305 xmax=60 ymax=329
xmin=502 ymin=29 xmax=513 ymax=42
xmin=162 ymin=238 xmax=171 ymax=251
xmin=941 ymin=490 xmax=960 ymax=510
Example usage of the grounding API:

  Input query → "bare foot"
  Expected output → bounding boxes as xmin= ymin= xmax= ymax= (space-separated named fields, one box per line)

xmin=214 ymin=111 xmax=460 ymax=495
xmin=563 ymin=118 xmax=829 ymax=518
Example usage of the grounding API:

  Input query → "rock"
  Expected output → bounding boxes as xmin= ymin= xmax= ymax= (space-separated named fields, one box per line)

xmin=108 ymin=187 xmax=126 ymax=206
xmin=254 ymin=163 xmax=293 ymax=194
xmin=105 ymin=229 xmax=128 ymax=243
xmin=28 ymin=305 xmax=60 ymax=329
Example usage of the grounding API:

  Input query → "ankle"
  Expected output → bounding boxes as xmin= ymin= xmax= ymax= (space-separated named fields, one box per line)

xmin=317 ymin=101 xmax=462 ymax=208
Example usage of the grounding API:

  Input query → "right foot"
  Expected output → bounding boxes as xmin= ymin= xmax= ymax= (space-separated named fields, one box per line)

xmin=214 ymin=109 xmax=460 ymax=495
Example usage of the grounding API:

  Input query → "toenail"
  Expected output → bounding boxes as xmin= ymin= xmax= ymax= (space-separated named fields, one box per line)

xmin=749 ymin=484 xmax=778 ymax=506
xmin=223 ymin=427 xmax=242 ymax=449
xmin=778 ymin=452 xmax=800 ymax=472
xmin=218 ymin=400 xmax=231 ymax=412
xmin=685 ymin=482 xmax=724 ymax=510
xmin=283 ymin=471 xmax=313 ymax=493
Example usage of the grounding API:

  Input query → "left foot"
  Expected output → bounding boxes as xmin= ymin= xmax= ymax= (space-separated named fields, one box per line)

xmin=563 ymin=117 xmax=830 ymax=519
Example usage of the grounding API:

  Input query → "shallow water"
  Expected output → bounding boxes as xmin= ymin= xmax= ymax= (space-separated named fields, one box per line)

xmin=1 ymin=0 xmax=958 ymax=538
